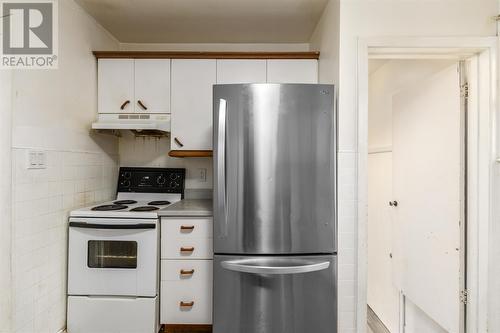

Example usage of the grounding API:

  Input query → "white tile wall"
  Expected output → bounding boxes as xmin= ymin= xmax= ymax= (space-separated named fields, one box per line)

xmin=11 ymin=148 xmax=118 ymax=333
xmin=338 ymin=151 xmax=358 ymax=332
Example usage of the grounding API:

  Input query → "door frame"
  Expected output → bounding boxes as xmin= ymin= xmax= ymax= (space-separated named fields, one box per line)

xmin=356 ymin=37 xmax=497 ymax=333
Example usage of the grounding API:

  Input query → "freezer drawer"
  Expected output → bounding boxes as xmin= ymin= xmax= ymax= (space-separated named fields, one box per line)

xmin=213 ymin=254 xmax=337 ymax=333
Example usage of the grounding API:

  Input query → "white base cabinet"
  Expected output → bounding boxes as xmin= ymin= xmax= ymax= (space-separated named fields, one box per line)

xmin=160 ymin=217 xmax=213 ymax=325
xmin=160 ymin=260 xmax=213 ymax=324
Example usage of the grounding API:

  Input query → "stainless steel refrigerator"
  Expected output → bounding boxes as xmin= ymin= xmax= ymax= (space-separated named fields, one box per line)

xmin=213 ymin=84 xmax=337 ymax=333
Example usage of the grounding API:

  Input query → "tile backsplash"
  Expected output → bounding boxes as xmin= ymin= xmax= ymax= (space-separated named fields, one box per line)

xmin=119 ymin=132 xmax=213 ymax=189
xmin=11 ymin=148 xmax=118 ymax=333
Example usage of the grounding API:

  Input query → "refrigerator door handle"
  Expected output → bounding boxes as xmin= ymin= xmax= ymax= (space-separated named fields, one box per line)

xmin=221 ymin=259 xmax=330 ymax=275
xmin=217 ymin=98 xmax=228 ymax=235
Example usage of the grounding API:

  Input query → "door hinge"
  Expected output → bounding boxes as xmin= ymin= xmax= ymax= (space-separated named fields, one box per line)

xmin=460 ymin=289 xmax=469 ymax=305
xmin=461 ymin=82 xmax=469 ymax=98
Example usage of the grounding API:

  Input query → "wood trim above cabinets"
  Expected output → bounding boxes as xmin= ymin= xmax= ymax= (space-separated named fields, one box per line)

xmin=168 ymin=150 xmax=213 ymax=158
xmin=93 ymin=51 xmax=320 ymax=60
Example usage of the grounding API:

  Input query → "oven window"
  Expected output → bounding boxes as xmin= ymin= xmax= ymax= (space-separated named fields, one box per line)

xmin=88 ymin=240 xmax=138 ymax=269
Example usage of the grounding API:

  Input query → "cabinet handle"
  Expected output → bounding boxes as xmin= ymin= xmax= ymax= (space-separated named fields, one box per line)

xmin=174 ymin=137 xmax=184 ymax=147
xmin=137 ymin=100 xmax=148 ymax=110
xmin=180 ymin=247 xmax=195 ymax=252
xmin=180 ymin=225 xmax=195 ymax=231
xmin=120 ymin=100 xmax=130 ymax=110
xmin=180 ymin=301 xmax=194 ymax=307
xmin=180 ymin=269 xmax=195 ymax=276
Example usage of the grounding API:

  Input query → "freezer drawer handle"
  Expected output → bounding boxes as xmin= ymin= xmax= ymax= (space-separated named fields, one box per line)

xmin=180 ymin=301 xmax=195 ymax=307
xmin=69 ymin=222 xmax=156 ymax=229
xmin=221 ymin=260 xmax=330 ymax=275
xmin=180 ymin=225 xmax=195 ymax=231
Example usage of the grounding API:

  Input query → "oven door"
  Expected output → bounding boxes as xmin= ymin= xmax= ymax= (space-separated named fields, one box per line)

xmin=68 ymin=217 xmax=158 ymax=297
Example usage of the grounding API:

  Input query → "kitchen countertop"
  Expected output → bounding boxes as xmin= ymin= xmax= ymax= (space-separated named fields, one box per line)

xmin=158 ymin=199 xmax=213 ymax=217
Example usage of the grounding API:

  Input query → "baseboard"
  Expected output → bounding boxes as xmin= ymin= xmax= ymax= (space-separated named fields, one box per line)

xmin=162 ymin=324 xmax=212 ymax=333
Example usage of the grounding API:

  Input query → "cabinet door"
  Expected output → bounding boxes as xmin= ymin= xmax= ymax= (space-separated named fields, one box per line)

xmin=98 ymin=59 xmax=134 ymax=113
xmin=266 ymin=59 xmax=318 ymax=84
xmin=171 ymin=59 xmax=216 ymax=150
xmin=134 ymin=59 xmax=171 ymax=113
xmin=216 ymin=60 xmax=266 ymax=84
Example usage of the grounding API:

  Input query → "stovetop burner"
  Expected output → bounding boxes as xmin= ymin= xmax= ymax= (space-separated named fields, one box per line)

xmin=130 ymin=206 xmax=160 ymax=212
xmin=91 ymin=204 xmax=128 ymax=211
xmin=113 ymin=200 xmax=138 ymax=205
xmin=148 ymin=200 xmax=171 ymax=206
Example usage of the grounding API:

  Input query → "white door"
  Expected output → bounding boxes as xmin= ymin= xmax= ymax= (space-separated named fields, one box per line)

xmin=392 ymin=64 xmax=463 ymax=333
xmin=266 ymin=59 xmax=318 ymax=83
xmin=98 ymin=59 xmax=134 ymax=113
xmin=216 ymin=60 xmax=267 ymax=84
xmin=134 ymin=59 xmax=171 ymax=113
xmin=368 ymin=151 xmax=400 ymax=333
xmin=171 ymin=59 xmax=216 ymax=150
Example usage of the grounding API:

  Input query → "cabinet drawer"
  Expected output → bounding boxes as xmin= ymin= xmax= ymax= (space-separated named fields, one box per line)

xmin=162 ymin=217 xmax=213 ymax=239
xmin=161 ymin=259 xmax=212 ymax=282
xmin=161 ymin=236 xmax=213 ymax=259
xmin=160 ymin=260 xmax=213 ymax=325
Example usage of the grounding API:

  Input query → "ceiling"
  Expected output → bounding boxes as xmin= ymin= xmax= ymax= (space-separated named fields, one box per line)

xmin=75 ymin=0 xmax=329 ymax=43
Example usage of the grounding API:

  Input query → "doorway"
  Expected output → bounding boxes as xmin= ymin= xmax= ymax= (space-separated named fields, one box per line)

xmin=367 ymin=59 xmax=466 ymax=333
xmin=357 ymin=38 xmax=496 ymax=333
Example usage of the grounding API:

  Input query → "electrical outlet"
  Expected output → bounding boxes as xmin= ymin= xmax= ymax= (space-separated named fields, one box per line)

xmin=198 ymin=168 xmax=207 ymax=182
xmin=27 ymin=150 xmax=47 ymax=169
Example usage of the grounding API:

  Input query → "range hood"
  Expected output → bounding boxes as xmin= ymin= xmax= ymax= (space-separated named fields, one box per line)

xmin=92 ymin=113 xmax=170 ymax=136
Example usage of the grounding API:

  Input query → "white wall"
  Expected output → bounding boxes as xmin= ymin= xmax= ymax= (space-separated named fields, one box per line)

xmin=333 ymin=1 xmax=498 ymax=331
xmin=367 ymin=59 xmax=457 ymax=333
xmin=119 ymin=43 xmax=311 ymax=52
xmin=0 ymin=71 xmax=13 ymax=333
xmin=9 ymin=0 xmax=120 ymax=332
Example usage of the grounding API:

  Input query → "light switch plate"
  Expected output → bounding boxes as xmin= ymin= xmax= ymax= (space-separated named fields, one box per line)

xmin=27 ymin=150 xmax=47 ymax=169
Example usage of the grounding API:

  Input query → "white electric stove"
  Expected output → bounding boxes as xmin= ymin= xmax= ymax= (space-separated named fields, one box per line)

xmin=67 ymin=167 xmax=185 ymax=333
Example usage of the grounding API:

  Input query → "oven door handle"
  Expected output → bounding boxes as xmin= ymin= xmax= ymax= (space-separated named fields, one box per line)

xmin=69 ymin=222 xmax=156 ymax=229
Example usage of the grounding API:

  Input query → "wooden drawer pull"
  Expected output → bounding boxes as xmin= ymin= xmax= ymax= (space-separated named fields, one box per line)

xmin=137 ymin=100 xmax=148 ymax=110
xmin=180 ymin=269 xmax=195 ymax=275
xmin=180 ymin=247 xmax=195 ymax=252
xmin=174 ymin=137 xmax=184 ymax=147
xmin=120 ymin=100 xmax=130 ymax=110
xmin=180 ymin=301 xmax=194 ymax=307
xmin=180 ymin=225 xmax=195 ymax=231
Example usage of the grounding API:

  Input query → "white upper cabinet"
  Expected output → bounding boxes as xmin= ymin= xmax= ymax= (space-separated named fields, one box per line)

xmin=266 ymin=59 xmax=318 ymax=84
xmin=98 ymin=59 xmax=134 ymax=113
xmin=216 ymin=60 xmax=267 ymax=84
xmin=171 ymin=59 xmax=216 ymax=151
xmin=98 ymin=59 xmax=171 ymax=114
xmin=134 ymin=59 xmax=171 ymax=113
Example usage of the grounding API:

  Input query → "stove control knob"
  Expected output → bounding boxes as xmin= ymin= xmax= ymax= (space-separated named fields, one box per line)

xmin=123 ymin=172 xmax=132 ymax=179
xmin=157 ymin=175 xmax=166 ymax=185
xmin=169 ymin=181 xmax=179 ymax=188
xmin=170 ymin=173 xmax=179 ymax=180
xmin=122 ymin=180 xmax=131 ymax=188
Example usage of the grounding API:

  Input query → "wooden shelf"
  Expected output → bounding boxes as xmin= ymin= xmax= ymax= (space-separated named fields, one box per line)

xmin=93 ymin=51 xmax=320 ymax=60
xmin=169 ymin=150 xmax=213 ymax=158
